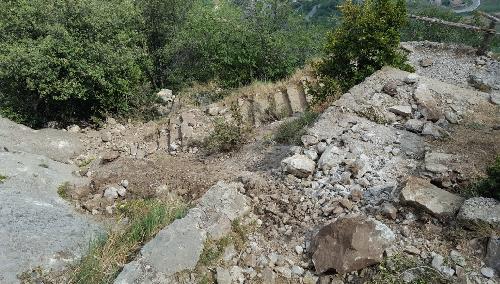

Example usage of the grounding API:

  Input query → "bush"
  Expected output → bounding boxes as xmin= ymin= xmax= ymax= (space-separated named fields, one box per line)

xmin=315 ymin=0 xmax=412 ymax=94
xmin=204 ymin=103 xmax=246 ymax=153
xmin=0 ymin=0 xmax=153 ymax=127
xmin=275 ymin=111 xmax=319 ymax=145
xmin=164 ymin=0 xmax=321 ymax=88
xmin=464 ymin=156 xmax=500 ymax=200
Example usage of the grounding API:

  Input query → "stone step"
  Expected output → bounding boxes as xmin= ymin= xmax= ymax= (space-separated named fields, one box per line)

xmin=286 ymin=84 xmax=308 ymax=114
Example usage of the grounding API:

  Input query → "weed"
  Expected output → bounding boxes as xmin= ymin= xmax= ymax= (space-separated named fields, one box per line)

xmin=204 ymin=102 xmax=246 ymax=154
xmin=0 ymin=174 xmax=7 ymax=183
xmin=461 ymin=156 xmax=500 ymax=200
xmin=69 ymin=199 xmax=188 ymax=284
xmin=77 ymin=158 xmax=95 ymax=169
xmin=356 ymin=106 xmax=390 ymax=125
xmin=57 ymin=182 xmax=71 ymax=199
xmin=369 ymin=254 xmax=452 ymax=284
xmin=274 ymin=111 xmax=319 ymax=145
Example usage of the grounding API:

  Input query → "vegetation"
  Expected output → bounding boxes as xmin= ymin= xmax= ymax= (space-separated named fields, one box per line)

xmin=461 ymin=156 xmax=500 ymax=200
xmin=275 ymin=111 xmax=319 ymax=145
xmin=0 ymin=174 xmax=7 ymax=183
xmin=314 ymin=0 xmax=413 ymax=97
xmin=370 ymin=254 xmax=452 ymax=284
xmin=57 ymin=182 xmax=71 ymax=199
xmin=204 ymin=103 xmax=247 ymax=153
xmin=70 ymin=199 xmax=187 ymax=283
xmin=0 ymin=0 xmax=321 ymax=128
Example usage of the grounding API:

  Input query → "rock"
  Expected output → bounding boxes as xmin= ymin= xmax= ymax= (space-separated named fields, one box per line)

xmin=295 ymin=245 xmax=303 ymax=255
xmin=422 ymin=122 xmax=448 ymax=139
xmin=457 ymin=198 xmax=500 ymax=229
xmin=316 ymin=142 xmax=327 ymax=154
xmin=404 ymin=119 xmax=424 ymax=133
xmin=120 ymin=179 xmax=129 ymax=188
xmin=486 ymin=235 xmax=500 ymax=273
xmin=281 ymin=154 xmax=316 ymax=178
xmin=450 ymin=250 xmax=466 ymax=267
xmin=67 ymin=124 xmax=80 ymax=133
xmin=101 ymin=131 xmax=112 ymax=142
xmin=157 ymin=89 xmax=174 ymax=104
xmin=301 ymin=135 xmax=319 ymax=147
xmin=414 ymin=84 xmax=441 ymax=122
xmin=388 ymin=106 xmax=412 ymax=117
xmin=291 ymin=265 xmax=304 ymax=276
xmin=310 ymin=216 xmax=395 ymax=274
xmin=114 ymin=182 xmax=249 ymax=283
xmin=404 ymin=74 xmax=419 ymax=84
xmin=382 ymin=81 xmax=398 ymax=96
xmin=404 ymin=246 xmax=420 ymax=255
xmin=317 ymin=145 xmax=343 ymax=171
xmin=262 ymin=267 xmax=276 ymax=284
xmin=424 ymin=152 xmax=454 ymax=174
xmin=432 ymin=254 xmax=444 ymax=270
xmin=481 ymin=267 xmax=495 ymax=278
xmin=216 ymin=267 xmax=231 ymax=284
xmin=101 ymin=150 xmax=120 ymax=164
xmin=401 ymin=176 xmax=464 ymax=218
xmin=117 ymin=186 xmax=127 ymax=197
xmin=304 ymin=149 xmax=318 ymax=161
xmin=491 ymin=94 xmax=500 ymax=105
xmin=103 ymin=185 xmax=120 ymax=200
xmin=275 ymin=266 xmax=292 ymax=278
xmin=445 ymin=111 xmax=459 ymax=124
xmin=381 ymin=203 xmax=398 ymax=220
xmin=303 ymin=271 xmax=319 ymax=284
xmin=207 ymin=104 xmax=221 ymax=116
xmin=420 ymin=58 xmax=434 ymax=67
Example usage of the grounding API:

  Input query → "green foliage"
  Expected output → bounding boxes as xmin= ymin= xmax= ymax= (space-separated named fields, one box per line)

xmin=316 ymin=0 xmax=412 ymax=94
xmin=57 ymin=182 xmax=71 ymax=200
xmin=370 ymin=254 xmax=452 ymax=284
xmin=275 ymin=111 xmax=319 ymax=145
xmin=165 ymin=0 xmax=322 ymax=88
xmin=462 ymin=156 xmax=500 ymax=200
xmin=71 ymin=199 xmax=187 ymax=283
xmin=0 ymin=174 xmax=7 ymax=183
xmin=0 ymin=0 xmax=153 ymax=127
xmin=204 ymin=102 xmax=246 ymax=154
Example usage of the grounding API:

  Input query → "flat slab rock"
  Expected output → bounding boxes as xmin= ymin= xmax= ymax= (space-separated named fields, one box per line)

xmin=401 ymin=176 xmax=464 ymax=218
xmin=0 ymin=117 xmax=82 ymax=163
xmin=0 ymin=151 xmax=101 ymax=283
xmin=114 ymin=181 xmax=250 ymax=284
xmin=458 ymin=197 xmax=500 ymax=229
xmin=310 ymin=216 xmax=395 ymax=274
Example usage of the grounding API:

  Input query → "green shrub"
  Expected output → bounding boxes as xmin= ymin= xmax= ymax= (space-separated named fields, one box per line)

xmin=204 ymin=119 xmax=244 ymax=154
xmin=164 ymin=0 xmax=321 ymax=88
xmin=0 ymin=174 xmax=7 ymax=183
xmin=275 ymin=111 xmax=319 ymax=145
xmin=463 ymin=156 xmax=500 ymax=200
xmin=315 ymin=0 xmax=412 ymax=94
xmin=0 ymin=0 xmax=153 ymax=127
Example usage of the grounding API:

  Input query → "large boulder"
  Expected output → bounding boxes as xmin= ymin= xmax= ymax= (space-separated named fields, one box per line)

xmin=317 ymin=145 xmax=344 ymax=171
xmin=281 ymin=154 xmax=316 ymax=178
xmin=486 ymin=234 xmax=500 ymax=273
xmin=401 ymin=176 xmax=464 ymax=218
xmin=414 ymin=84 xmax=442 ymax=122
xmin=457 ymin=197 xmax=500 ymax=229
xmin=310 ymin=216 xmax=395 ymax=274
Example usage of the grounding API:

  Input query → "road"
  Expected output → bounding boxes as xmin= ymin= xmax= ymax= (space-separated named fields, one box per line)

xmin=453 ymin=0 xmax=481 ymax=13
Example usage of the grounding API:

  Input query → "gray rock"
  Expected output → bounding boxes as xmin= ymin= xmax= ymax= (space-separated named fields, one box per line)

xmin=420 ymin=58 xmax=434 ymax=67
xmin=114 ymin=182 xmax=249 ymax=283
xmin=262 ymin=267 xmax=276 ymax=284
xmin=157 ymin=89 xmax=174 ymax=104
xmin=318 ymin=145 xmax=343 ymax=171
xmin=101 ymin=131 xmax=112 ymax=142
xmin=383 ymin=81 xmax=398 ymax=96
xmin=301 ymin=135 xmax=319 ymax=147
xmin=422 ymin=122 xmax=448 ymax=139
xmin=316 ymin=142 xmax=328 ymax=154
xmin=401 ymin=176 xmax=464 ymax=218
xmin=424 ymin=152 xmax=455 ymax=174
xmin=432 ymin=254 xmax=444 ymax=270
xmin=310 ymin=216 xmax=394 ymax=273
xmin=216 ymin=267 xmax=231 ymax=284
xmin=0 ymin=151 xmax=101 ymax=283
xmin=405 ymin=119 xmax=424 ymax=133
xmin=291 ymin=265 xmax=305 ymax=276
xmin=481 ymin=267 xmax=495 ymax=278
xmin=103 ymin=185 xmax=119 ymax=200
xmin=491 ymin=94 xmax=500 ymax=105
xmin=0 ymin=117 xmax=82 ymax=163
xmin=304 ymin=149 xmax=319 ymax=161
xmin=404 ymin=74 xmax=419 ymax=84
xmin=457 ymin=198 xmax=500 ymax=229
xmin=486 ymin=235 xmax=500 ymax=273
xmin=450 ymin=250 xmax=466 ymax=267
xmin=381 ymin=203 xmax=398 ymax=220
xmin=414 ymin=84 xmax=442 ymax=122
xmin=281 ymin=154 xmax=316 ymax=178
xmin=388 ymin=106 xmax=412 ymax=117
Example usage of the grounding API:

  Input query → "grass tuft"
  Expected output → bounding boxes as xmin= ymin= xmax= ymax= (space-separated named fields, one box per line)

xmin=274 ymin=111 xmax=319 ymax=145
xmin=57 ymin=182 xmax=71 ymax=199
xmin=0 ymin=174 xmax=7 ymax=183
xmin=70 ymin=199 xmax=188 ymax=284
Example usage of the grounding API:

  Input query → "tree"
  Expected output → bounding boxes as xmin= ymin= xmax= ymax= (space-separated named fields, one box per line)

xmin=316 ymin=0 xmax=412 ymax=93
